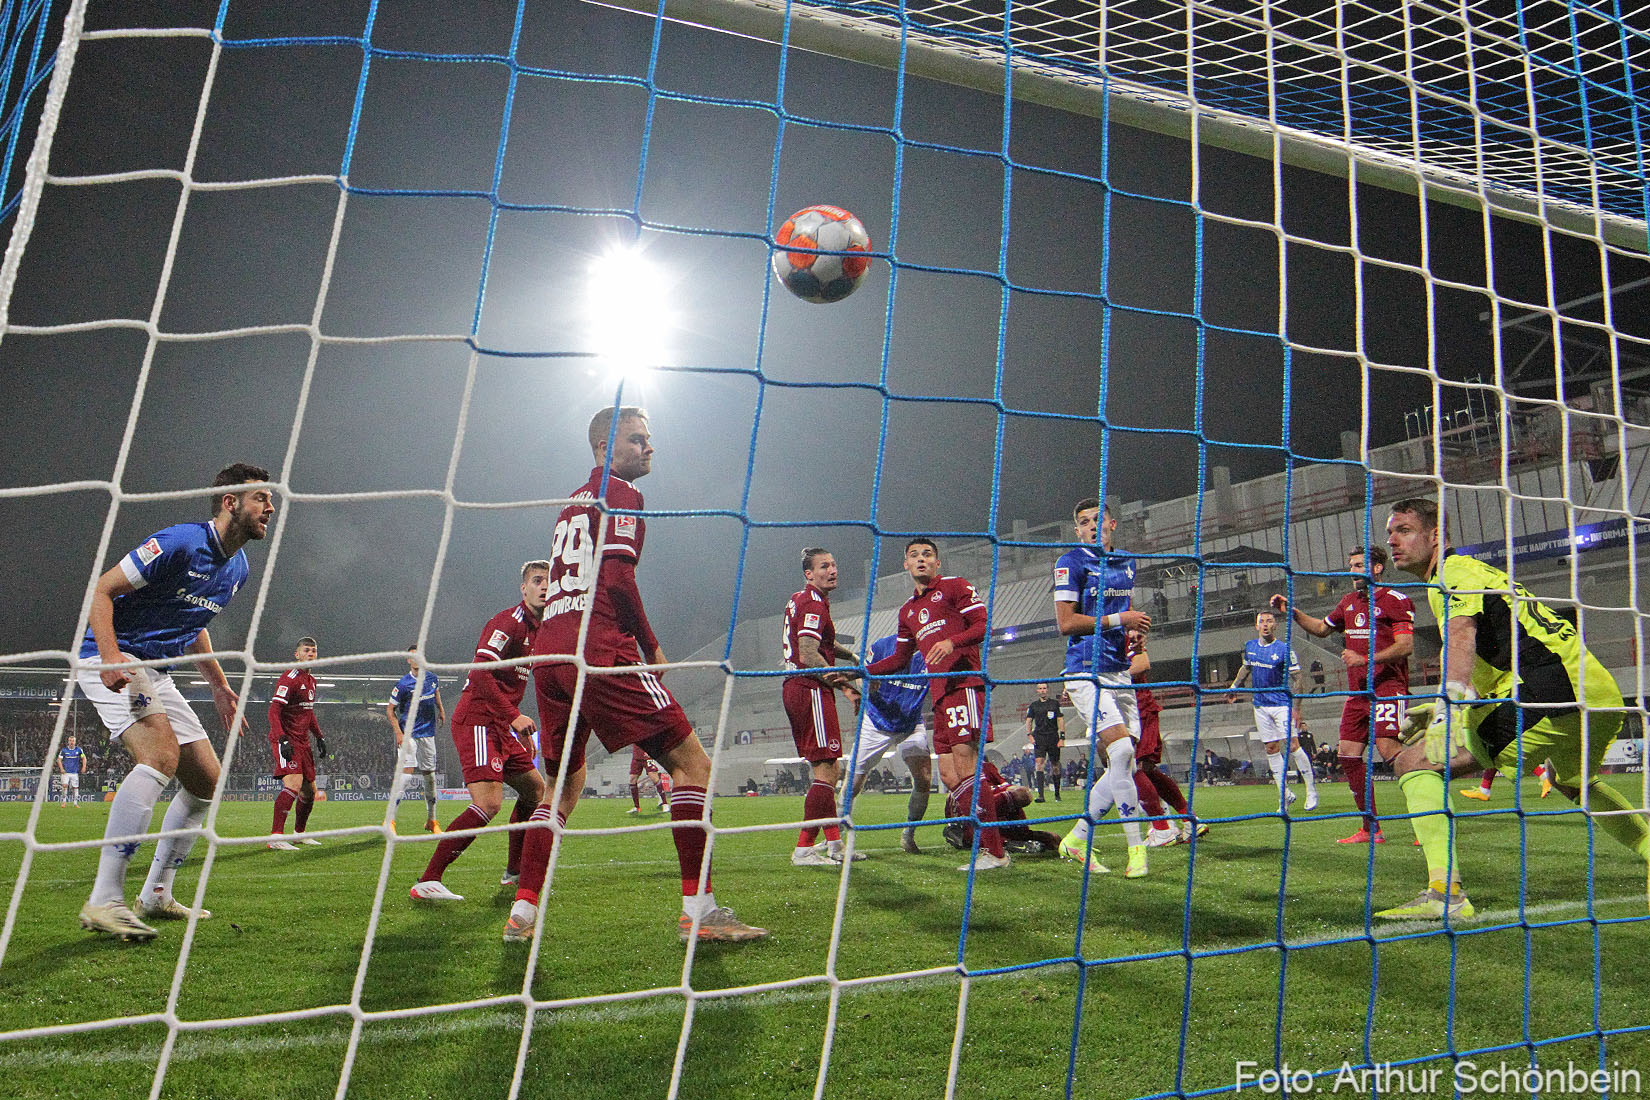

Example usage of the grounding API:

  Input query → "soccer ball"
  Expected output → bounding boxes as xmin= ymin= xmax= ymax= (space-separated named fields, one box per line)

xmin=772 ymin=205 xmax=872 ymax=303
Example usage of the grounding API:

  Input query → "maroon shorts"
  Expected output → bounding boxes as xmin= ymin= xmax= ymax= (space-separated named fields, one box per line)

xmin=932 ymin=685 xmax=992 ymax=755
xmin=271 ymin=734 xmax=314 ymax=781
xmin=629 ymin=749 xmax=648 ymax=779
xmin=1136 ymin=708 xmax=1164 ymax=765
xmin=533 ymin=662 xmax=694 ymax=774
xmin=1339 ymin=695 xmax=1406 ymax=745
xmin=452 ymin=713 xmax=537 ymax=785
xmin=782 ymin=677 xmax=843 ymax=763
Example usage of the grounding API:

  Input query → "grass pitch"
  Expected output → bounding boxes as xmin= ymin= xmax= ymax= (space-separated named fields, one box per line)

xmin=1 ymin=778 xmax=1646 ymax=1099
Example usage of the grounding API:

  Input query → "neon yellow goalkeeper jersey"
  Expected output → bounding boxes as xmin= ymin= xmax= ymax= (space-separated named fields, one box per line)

xmin=1426 ymin=550 xmax=1588 ymax=701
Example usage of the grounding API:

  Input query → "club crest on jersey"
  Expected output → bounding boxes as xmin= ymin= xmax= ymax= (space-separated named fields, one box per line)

xmin=931 ymin=592 xmax=942 ymax=603
xmin=918 ymin=608 xmax=930 ymax=624
xmin=136 ymin=538 xmax=163 ymax=565
xmin=614 ymin=515 xmax=638 ymax=538
xmin=492 ymin=758 xmax=503 ymax=773
xmin=803 ymin=613 xmax=820 ymax=630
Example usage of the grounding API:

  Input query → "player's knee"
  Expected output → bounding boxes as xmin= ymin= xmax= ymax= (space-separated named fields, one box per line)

xmin=514 ymin=769 xmax=546 ymax=803
xmin=473 ymin=787 xmax=504 ymax=816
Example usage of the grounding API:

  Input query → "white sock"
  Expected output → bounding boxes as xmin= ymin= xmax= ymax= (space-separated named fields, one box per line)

xmin=1107 ymin=738 xmax=1142 ymax=847
xmin=141 ymin=789 xmax=211 ymax=904
xmin=1070 ymin=763 xmax=1118 ymax=845
xmin=1268 ymin=752 xmax=1287 ymax=787
xmin=422 ymin=771 xmax=437 ymax=816
xmin=91 ymin=764 xmax=168 ymax=906
xmin=1291 ymin=748 xmax=1318 ymax=795
xmin=681 ymin=890 xmax=718 ymax=920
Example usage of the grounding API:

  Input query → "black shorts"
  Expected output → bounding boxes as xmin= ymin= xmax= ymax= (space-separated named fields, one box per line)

xmin=1473 ymin=660 xmax=1578 ymax=762
xmin=1033 ymin=738 xmax=1061 ymax=765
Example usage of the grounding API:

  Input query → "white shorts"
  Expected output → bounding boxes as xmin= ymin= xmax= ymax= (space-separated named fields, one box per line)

xmin=849 ymin=715 xmax=931 ymax=781
xmin=1064 ymin=675 xmax=1138 ymax=739
xmin=1252 ymin=706 xmax=1293 ymax=744
xmin=403 ymin=736 xmax=437 ymax=772
xmin=76 ymin=658 xmax=209 ymax=746
xmin=61 ymin=773 xmax=80 ymax=790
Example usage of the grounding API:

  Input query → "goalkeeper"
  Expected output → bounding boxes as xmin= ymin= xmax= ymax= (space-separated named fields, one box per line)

xmin=1377 ymin=497 xmax=1647 ymax=920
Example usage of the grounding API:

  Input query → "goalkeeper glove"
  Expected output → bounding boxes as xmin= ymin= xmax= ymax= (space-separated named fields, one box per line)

xmin=278 ymin=734 xmax=292 ymax=764
xmin=1421 ymin=682 xmax=1474 ymax=765
xmin=314 ymin=732 xmax=328 ymax=760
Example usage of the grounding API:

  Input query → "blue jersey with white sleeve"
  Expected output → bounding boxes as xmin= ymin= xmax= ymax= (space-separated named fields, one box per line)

xmin=1053 ymin=546 xmax=1136 ymax=676
xmin=78 ymin=522 xmax=250 ymax=662
xmin=390 ymin=672 xmax=441 ymax=738
xmin=1243 ymin=639 xmax=1298 ymax=707
xmin=862 ymin=634 xmax=928 ymax=735
xmin=59 ymin=746 xmax=83 ymax=774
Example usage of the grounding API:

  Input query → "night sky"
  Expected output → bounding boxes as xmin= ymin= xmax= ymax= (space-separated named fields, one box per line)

xmin=1 ymin=0 xmax=1644 ymax=671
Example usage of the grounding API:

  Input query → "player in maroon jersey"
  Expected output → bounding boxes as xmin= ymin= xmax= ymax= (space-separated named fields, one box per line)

xmin=1272 ymin=545 xmax=1414 ymax=844
xmin=506 ymin=406 xmax=767 ymax=945
xmin=1128 ymin=628 xmax=1205 ymax=845
xmin=865 ymin=538 xmax=1010 ymax=870
xmin=942 ymin=760 xmax=1062 ymax=854
xmin=409 ymin=561 xmax=551 ymax=901
xmin=267 ymin=637 xmax=326 ymax=850
xmin=627 ymin=745 xmax=670 ymax=813
xmin=782 ymin=547 xmax=865 ymax=867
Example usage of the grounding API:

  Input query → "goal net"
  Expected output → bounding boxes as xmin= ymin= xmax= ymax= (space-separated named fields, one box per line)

xmin=1 ymin=0 xmax=1646 ymax=1097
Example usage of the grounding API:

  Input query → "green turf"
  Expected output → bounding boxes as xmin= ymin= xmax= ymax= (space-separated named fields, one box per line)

xmin=1 ymin=779 xmax=1646 ymax=1099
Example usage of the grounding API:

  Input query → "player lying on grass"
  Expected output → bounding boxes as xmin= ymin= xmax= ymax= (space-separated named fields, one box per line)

xmin=76 ymin=463 xmax=273 ymax=941
xmin=866 ymin=538 xmax=1009 ymax=872
xmin=509 ymin=406 xmax=767 ymax=945
xmin=1377 ymin=496 xmax=1648 ymax=920
xmin=942 ymin=759 xmax=1063 ymax=855
xmin=411 ymin=560 xmax=550 ymax=901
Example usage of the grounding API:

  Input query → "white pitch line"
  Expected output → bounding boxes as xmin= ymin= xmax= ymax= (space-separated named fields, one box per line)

xmin=3 ymin=895 xmax=1643 ymax=1071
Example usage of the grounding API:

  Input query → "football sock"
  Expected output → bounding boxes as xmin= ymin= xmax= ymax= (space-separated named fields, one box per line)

xmin=141 ymin=788 xmax=210 ymax=904
xmin=798 ymin=780 xmax=839 ymax=848
xmin=1342 ymin=756 xmax=1376 ymax=831
xmin=1132 ymin=770 xmax=1167 ymax=824
xmin=422 ymin=804 xmax=492 ymax=881
xmin=630 ymin=780 xmax=640 ymax=810
xmin=507 ymin=797 xmax=534 ymax=875
xmin=1106 ymin=738 xmax=1143 ymax=847
xmin=1147 ymin=766 xmax=1189 ymax=815
xmin=294 ymin=790 xmax=313 ymax=833
xmin=671 ymin=785 xmax=714 ymax=897
xmin=1578 ymin=780 xmax=1650 ymax=858
xmin=271 ymin=787 xmax=296 ymax=835
xmin=91 ymin=763 xmax=167 ymax=906
xmin=1292 ymin=748 xmax=1319 ymax=797
xmin=1052 ymin=769 xmax=1061 ymax=798
xmin=1398 ymin=770 xmax=1458 ymax=885
xmin=1035 ymin=771 xmax=1045 ymax=800
xmin=906 ymin=782 xmax=930 ymax=829
xmin=514 ymin=805 xmax=567 ymax=906
xmin=421 ymin=770 xmax=438 ymax=817
xmin=1479 ymin=767 xmax=1498 ymax=794
xmin=1071 ymin=766 xmax=1118 ymax=844
xmin=1267 ymin=751 xmax=1287 ymax=791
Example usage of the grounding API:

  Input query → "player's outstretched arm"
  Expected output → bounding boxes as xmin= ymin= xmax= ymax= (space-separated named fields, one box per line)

xmin=1270 ymin=593 xmax=1333 ymax=637
xmin=189 ymin=628 xmax=248 ymax=736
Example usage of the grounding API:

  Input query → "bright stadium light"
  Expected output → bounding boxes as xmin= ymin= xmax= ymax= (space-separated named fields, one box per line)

xmin=585 ymin=245 xmax=674 ymax=379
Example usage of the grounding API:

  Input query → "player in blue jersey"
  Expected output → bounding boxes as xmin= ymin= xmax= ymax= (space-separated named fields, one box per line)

xmin=1052 ymin=499 xmax=1153 ymax=879
xmin=1226 ymin=610 xmax=1319 ymax=812
xmin=387 ymin=646 xmax=447 ymax=833
xmin=847 ymin=634 xmax=933 ymax=853
xmin=56 ymin=736 xmax=85 ymax=808
xmin=75 ymin=463 xmax=273 ymax=941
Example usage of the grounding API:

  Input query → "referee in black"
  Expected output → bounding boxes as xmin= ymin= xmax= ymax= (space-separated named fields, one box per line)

xmin=1024 ymin=683 xmax=1066 ymax=802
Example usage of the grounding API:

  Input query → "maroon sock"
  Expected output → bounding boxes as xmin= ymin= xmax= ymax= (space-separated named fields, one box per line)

xmin=630 ymin=781 xmax=640 ymax=810
xmin=1133 ymin=770 xmax=1167 ymax=821
xmin=514 ymin=805 xmax=566 ymax=906
xmin=1342 ymin=757 xmax=1376 ymax=831
xmin=671 ymin=785 xmax=712 ymax=897
xmin=507 ymin=797 xmax=534 ymax=876
xmin=798 ymin=780 xmax=838 ymax=847
xmin=294 ymin=792 xmax=314 ymax=833
xmin=420 ymin=805 xmax=491 ymax=883
xmin=1148 ymin=768 xmax=1189 ymax=815
xmin=271 ymin=788 xmax=296 ymax=835
xmin=1480 ymin=767 xmax=1498 ymax=791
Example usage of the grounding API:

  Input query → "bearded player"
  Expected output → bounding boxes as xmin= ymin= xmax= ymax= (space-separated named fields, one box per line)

xmin=410 ymin=560 xmax=550 ymax=901
xmin=1052 ymin=499 xmax=1152 ymax=879
xmin=1272 ymin=546 xmax=1412 ymax=843
xmin=507 ymin=406 xmax=766 ymax=944
xmin=267 ymin=636 xmax=327 ymax=850
xmin=865 ymin=538 xmax=1009 ymax=871
xmin=783 ymin=547 xmax=865 ymax=867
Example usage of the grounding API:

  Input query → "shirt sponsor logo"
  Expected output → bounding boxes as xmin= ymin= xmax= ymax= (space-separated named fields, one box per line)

xmin=614 ymin=515 xmax=638 ymax=539
xmin=136 ymin=538 xmax=163 ymax=566
xmin=803 ymin=613 xmax=820 ymax=630
xmin=489 ymin=629 xmax=509 ymax=650
xmin=545 ymin=592 xmax=592 ymax=619
xmin=1104 ymin=588 xmax=1132 ymax=597
xmin=177 ymin=591 xmax=225 ymax=614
